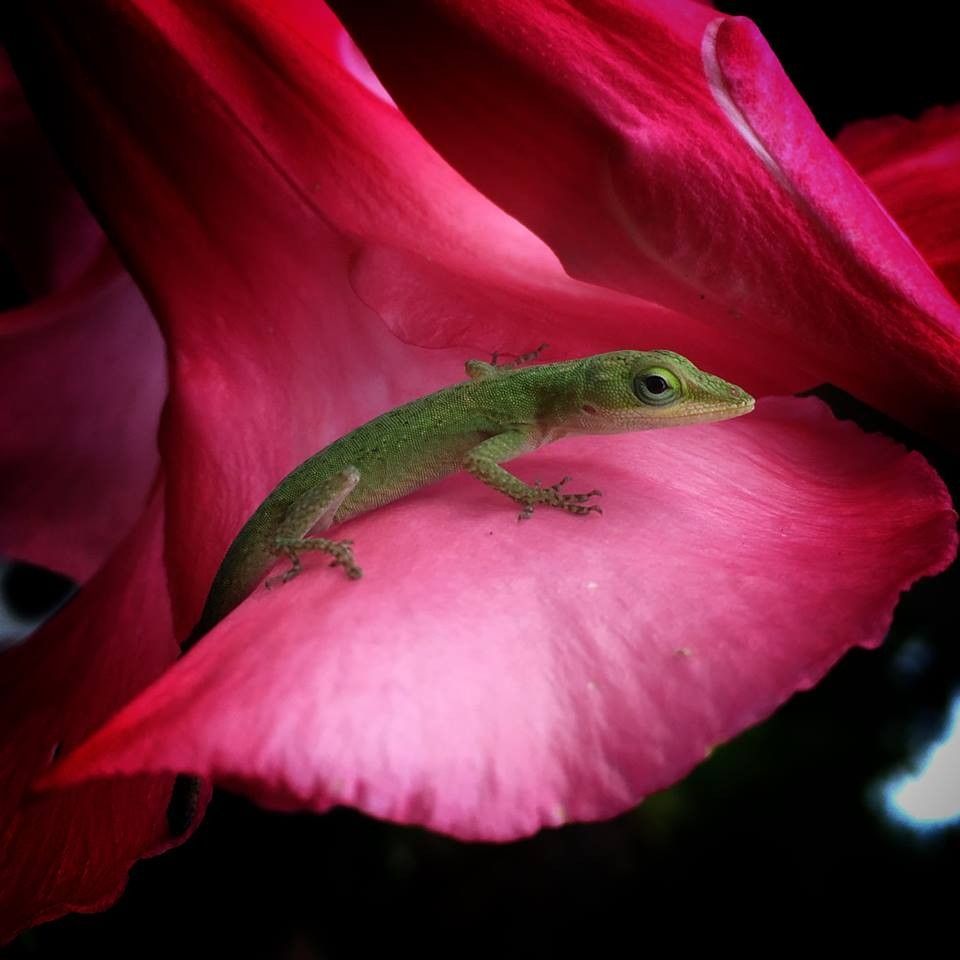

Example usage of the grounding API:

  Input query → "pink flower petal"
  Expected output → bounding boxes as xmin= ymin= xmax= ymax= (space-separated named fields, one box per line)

xmin=0 ymin=60 xmax=164 ymax=581
xmin=837 ymin=105 xmax=960 ymax=300
xmin=0 ymin=490 xmax=207 ymax=944
xmin=40 ymin=399 xmax=956 ymax=839
xmin=0 ymin=0 xmax=778 ymax=630
xmin=327 ymin=1 xmax=960 ymax=441
xmin=2 ymin=1 xmax=803 ymax=411
xmin=4 ymin=0 xmax=955 ymax=869
xmin=0 ymin=256 xmax=165 ymax=581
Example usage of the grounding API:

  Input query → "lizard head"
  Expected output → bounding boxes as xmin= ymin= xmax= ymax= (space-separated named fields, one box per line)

xmin=573 ymin=350 xmax=754 ymax=432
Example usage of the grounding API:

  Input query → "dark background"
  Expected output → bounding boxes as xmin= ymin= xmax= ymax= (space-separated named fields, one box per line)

xmin=5 ymin=3 xmax=960 ymax=955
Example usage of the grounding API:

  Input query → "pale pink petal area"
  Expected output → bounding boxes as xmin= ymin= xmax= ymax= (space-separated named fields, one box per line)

xmin=327 ymin=1 xmax=960 ymax=441
xmin=0 ymin=255 xmax=165 ymax=581
xmin=40 ymin=398 xmax=956 ymax=839
xmin=0 ymin=58 xmax=165 ymax=581
xmin=837 ymin=105 xmax=960 ymax=300
xmin=0 ymin=490 xmax=207 ymax=944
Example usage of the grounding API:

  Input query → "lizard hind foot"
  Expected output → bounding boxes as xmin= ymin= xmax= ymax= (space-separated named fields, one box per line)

xmin=265 ymin=546 xmax=303 ymax=589
xmin=269 ymin=536 xmax=364 ymax=585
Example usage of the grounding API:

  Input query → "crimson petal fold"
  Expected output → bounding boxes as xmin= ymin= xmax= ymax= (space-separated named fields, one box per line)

xmin=326 ymin=0 xmax=960 ymax=442
xmin=837 ymin=105 xmax=960 ymax=301
xmin=0 ymin=490 xmax=207 ymax=943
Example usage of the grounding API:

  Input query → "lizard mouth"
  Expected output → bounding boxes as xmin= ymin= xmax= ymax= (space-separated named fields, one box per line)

xmin=654 ymin=397 xmax=755 ymax=426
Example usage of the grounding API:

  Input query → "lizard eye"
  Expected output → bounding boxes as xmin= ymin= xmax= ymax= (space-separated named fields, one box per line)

xmin=633 ymin=367 xmax=680 ymax=406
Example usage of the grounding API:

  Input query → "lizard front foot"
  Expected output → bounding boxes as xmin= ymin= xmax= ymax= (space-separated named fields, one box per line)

xmin=517 ymin=477 xmax=603 ymax=521
xmin=490 ymin=342 xmax=549 ymax=369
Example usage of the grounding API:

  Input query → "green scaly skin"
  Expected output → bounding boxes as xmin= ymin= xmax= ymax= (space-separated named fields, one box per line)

xmin=167 ymin=349 xmax=753 ymax=835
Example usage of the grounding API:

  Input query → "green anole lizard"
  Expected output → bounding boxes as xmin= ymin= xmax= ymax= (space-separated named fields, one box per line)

xmin=166 ymin=348 xmax=753 ymax=832
xmin=183 ymin=347 xmax=753 ymax=650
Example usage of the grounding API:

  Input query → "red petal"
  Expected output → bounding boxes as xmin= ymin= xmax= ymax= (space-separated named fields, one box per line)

xmin=326 ymin=1 xmax=960 ymax=441
xmin=0 ymin=490 xmax=206 ymax=944
xmin=0 ymin=56 xmax=102 ymax=300
xmin=837 ymin=106 xmax=960 ymax=301
xmin=39 ymin=400 xmax=956 ymax=839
